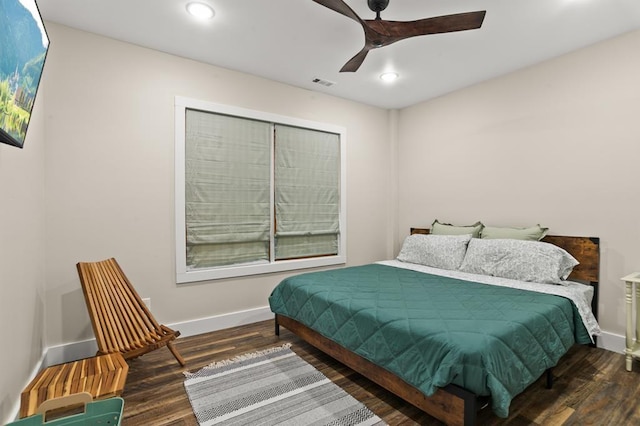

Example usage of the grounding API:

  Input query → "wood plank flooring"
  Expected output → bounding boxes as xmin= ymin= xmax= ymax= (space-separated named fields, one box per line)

xmin=121 ymin=320 xmax=640 ymax=425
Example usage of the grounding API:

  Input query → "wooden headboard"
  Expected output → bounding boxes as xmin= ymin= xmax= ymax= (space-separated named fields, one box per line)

xmin=409 ymin=228 xmax=600 ymax=283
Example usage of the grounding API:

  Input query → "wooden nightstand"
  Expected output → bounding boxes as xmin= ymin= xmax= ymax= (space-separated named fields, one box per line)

xmin=622 ymin=272 xmax=640 ymax=371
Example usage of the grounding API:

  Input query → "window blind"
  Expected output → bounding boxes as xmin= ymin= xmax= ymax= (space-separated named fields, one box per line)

xmin=274 ymin=124 xmax=340 ymax=259
xmin=185 ymin=110 xmax=271 ymax=268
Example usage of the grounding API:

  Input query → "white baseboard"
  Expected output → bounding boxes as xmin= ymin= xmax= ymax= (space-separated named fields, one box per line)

xmin=43 ymin=306 xmax=274 ymax=367
xmin=44 ymin=338 xmax=99 ymax=367
xmin=597 ymin=330 xmax=625 ymax=354
xmin=170 ymin=306 xmax=273 ymax=338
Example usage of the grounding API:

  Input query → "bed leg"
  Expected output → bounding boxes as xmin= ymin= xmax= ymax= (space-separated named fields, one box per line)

xmin=546 ymin=369 xmax=553 ymax=389
xmin=445 ymin=384 xmax=478 ymax=426
xmin=275 ymin=315 xmax=280 ymax=336
xmin=464 ymin=395 xmax=478 ymax=426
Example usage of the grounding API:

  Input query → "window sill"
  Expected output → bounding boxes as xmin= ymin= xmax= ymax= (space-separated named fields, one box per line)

xmin=177 ymin=254 xmax=346 ymax=283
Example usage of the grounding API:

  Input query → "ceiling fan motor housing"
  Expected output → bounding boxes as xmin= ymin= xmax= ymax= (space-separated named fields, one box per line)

xmin=367 ymin=0 xmax=390 ymax=13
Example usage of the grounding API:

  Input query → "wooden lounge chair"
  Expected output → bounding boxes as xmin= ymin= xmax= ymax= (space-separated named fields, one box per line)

xmin=77 ymin=258 xmax=185 ymax=366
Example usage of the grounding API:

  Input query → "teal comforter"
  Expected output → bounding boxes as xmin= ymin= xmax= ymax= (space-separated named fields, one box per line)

xmin=268 ymin=264 xmax=590 ymax=418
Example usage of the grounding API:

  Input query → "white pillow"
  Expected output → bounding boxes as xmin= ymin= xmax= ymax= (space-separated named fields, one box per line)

xmin=397 ymin=234 xmax=472 ymax=271
xmin=459 ymin=238 xmax=579 ymax=284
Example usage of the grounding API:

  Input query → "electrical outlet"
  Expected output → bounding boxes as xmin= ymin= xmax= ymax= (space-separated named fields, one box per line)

xmin=142 ymin=297 xmax=151 ymax=310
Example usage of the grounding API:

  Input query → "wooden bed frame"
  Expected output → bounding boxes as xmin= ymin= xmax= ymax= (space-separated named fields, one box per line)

xmin=274 ymin=229 xmax=600 ymax=426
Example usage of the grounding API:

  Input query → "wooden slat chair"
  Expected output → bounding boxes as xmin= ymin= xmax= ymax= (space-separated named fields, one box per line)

xmin=77 ymin=258 xmax=185 ymax=367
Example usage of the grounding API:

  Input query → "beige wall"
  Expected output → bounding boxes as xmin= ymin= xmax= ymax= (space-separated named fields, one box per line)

xmin=0 ymin=95 xmax=46 ymax=420
xmin=42 ymin=23 xmax=393 ymax=347
xmin=397 ymin=29 xmax=640 ymax=339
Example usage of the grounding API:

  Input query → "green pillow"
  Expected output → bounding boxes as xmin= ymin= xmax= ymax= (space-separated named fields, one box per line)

xmin=431 ymin=219 xmax=484 ymax=238
xmin=480 ymin=224 xmax=548 ymax=241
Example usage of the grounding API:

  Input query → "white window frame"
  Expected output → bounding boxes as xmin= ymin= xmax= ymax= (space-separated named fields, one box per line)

xmin=175 ymin=96 xmax=347 ymax=283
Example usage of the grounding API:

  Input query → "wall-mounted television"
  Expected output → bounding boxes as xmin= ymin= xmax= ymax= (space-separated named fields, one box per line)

xmin=0 ymin=0 xmax=49 ymax=149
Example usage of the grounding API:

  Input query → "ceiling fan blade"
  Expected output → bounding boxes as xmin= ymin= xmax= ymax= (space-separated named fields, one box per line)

xmin=340 ymin=47 xmax=372 ymax=72
xmin=365 ymin=11 xmax=486 ymax=40
xmin=316 ymin=4 xmax=486 ymax=73
xmin=312 ymin=0 xmax=362 ymax=24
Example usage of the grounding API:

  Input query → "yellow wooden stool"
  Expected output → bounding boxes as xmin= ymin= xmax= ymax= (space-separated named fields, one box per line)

xmin=20 ymin=353 xmax=128 ymax=418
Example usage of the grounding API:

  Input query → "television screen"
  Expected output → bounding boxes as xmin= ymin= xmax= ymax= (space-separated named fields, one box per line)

xmin=0 ymin=0 xmax=49 ymax=148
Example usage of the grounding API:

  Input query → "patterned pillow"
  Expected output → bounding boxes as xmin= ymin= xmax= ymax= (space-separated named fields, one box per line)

xmin=397 ymin=234 xmax=472 ymax=271
xmin=459 ymin=238 xmax=578 ymax=284
xmin=431 ymin=219 xmax=484 ymax=238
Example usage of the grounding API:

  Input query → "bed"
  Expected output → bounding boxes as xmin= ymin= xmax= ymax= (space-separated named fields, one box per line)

xmin=268 ymin=228 xmax=601 ymax=425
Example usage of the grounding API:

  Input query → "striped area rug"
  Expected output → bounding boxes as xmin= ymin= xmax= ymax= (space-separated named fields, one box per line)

xmin=183 ymin=343 xmax=386 ymax=426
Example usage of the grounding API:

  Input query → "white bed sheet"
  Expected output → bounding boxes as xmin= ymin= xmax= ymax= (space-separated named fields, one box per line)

xmin=377 ymin=259 xmax=601 ymax=342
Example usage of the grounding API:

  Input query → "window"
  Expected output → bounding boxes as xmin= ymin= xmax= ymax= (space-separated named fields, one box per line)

xmin=175 ymin=97 xmax=346 ymax=283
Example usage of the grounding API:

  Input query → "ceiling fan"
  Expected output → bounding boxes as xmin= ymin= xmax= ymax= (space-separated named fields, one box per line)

xmin=313 ymin=0 xmax=487 ymax=72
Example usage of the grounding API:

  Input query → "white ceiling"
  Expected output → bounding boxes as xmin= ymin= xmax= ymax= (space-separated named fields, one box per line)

xmin=37 ymin=0 xmax=640 ymax=109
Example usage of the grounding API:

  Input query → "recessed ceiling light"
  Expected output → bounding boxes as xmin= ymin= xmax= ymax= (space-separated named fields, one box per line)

xmin=186 ymin=2 xmax=215 ymax=20
xmin=380 ymin=72 xmax=399 ymax=82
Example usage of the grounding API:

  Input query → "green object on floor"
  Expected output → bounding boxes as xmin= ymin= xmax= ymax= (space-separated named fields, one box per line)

xmin=9 ymin=397 xmax=124 ymax=426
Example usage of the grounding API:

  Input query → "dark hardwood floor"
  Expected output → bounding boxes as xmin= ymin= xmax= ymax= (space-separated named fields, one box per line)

xmin=121 ymin=320 xmax=640 ymax=425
